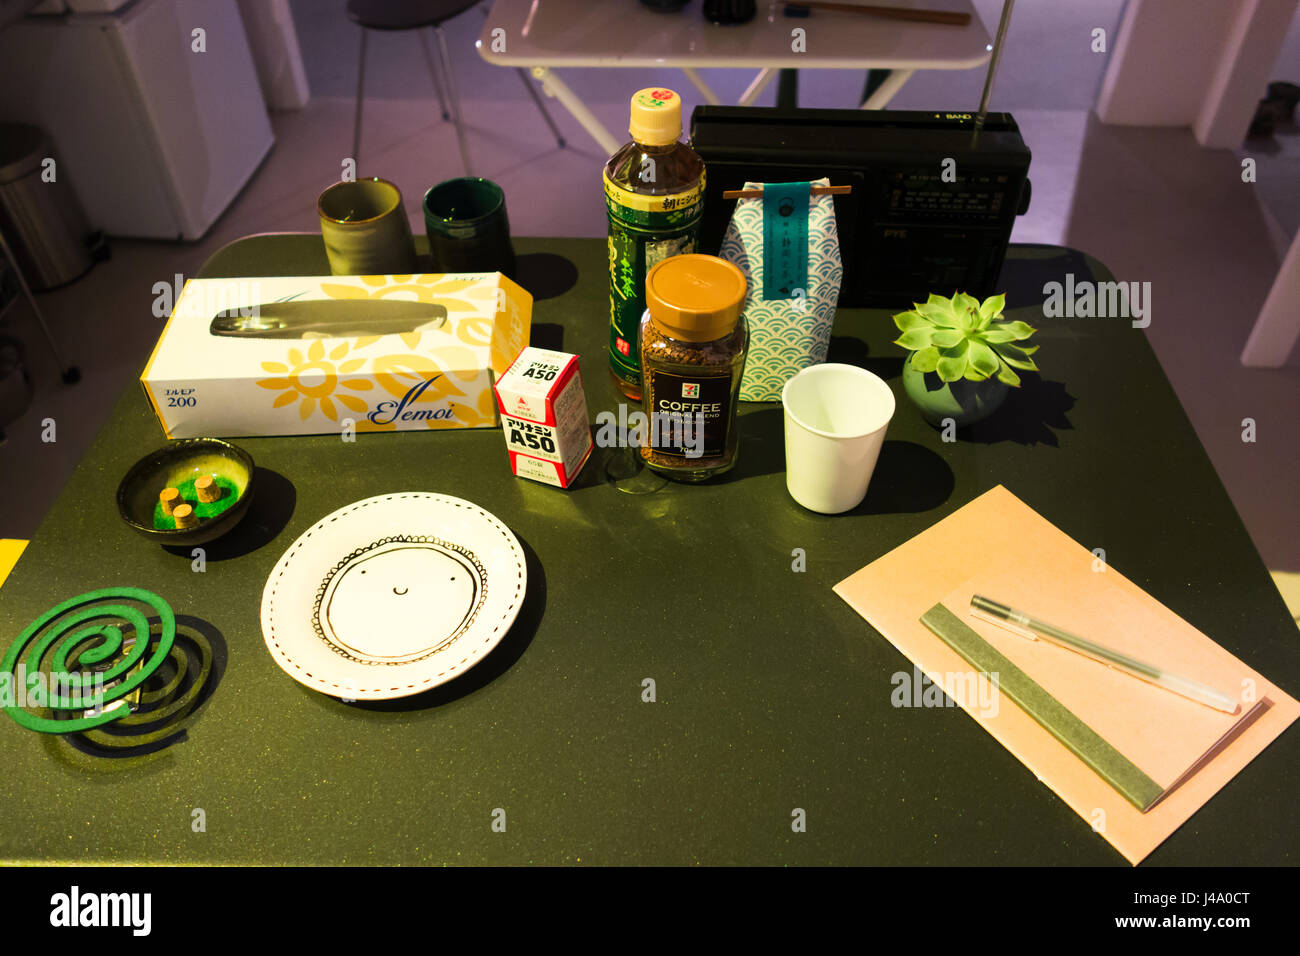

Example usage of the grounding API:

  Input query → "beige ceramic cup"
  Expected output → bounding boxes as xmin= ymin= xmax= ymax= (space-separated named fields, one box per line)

xmin=317 ymin=178 xmax=416 ymax=275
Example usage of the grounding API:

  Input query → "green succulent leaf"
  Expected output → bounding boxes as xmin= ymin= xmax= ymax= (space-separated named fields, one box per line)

xmin=910 ymin=346 xmax=940 ymax=373
xmin=892 ymin=309 xmax=929 ymax=332
xmin=978 ymin=327 xmax=1019 ymax=344
xmin=996 ymin=343 xmax=1040 ymax=371
xmin=963 ymin=366 xmax=991 ymax=382
xmin=952 ymin=292 xmax=981 ymax=330
xmin=994 ymin=319 xmax=1037 ymax=341
xmin=917 ymin=298 xmax=960 ymax=327
xmin=978 ymin=293 xmax=1006 ymax=320
xmin=936 ymin=356 xmax=967 ymax=382
xmin=968 ymin=340 xmax=1001 ymax=378
xmin=930 ymin=328 xmax=967 ymax=348
xmin=894 ymin=327 xmax=934 ymax=350
xmin=935 ymin=340 xmax=970 ymax=383
xmin=995 ymin=362 xmax=1022 ymax=387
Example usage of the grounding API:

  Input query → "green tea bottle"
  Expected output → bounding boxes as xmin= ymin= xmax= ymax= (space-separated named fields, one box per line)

xmin=604 ymin=87 xmax=705 ymax=400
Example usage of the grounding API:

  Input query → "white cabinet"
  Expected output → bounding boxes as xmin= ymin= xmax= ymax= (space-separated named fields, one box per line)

xmin=0 ymin=0 xmax=274 ymax=239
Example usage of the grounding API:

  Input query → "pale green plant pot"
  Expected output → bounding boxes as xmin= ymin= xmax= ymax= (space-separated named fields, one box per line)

xmin=902 ymin=352 xmax=1010 ymax=427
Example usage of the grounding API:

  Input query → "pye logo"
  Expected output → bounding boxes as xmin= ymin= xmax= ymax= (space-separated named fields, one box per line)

xmin=50 ymin=886 xmax=151 ymax=936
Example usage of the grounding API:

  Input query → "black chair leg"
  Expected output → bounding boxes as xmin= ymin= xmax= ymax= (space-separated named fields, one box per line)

xmin=352 ymin=27 xmax=368 ymax=167
xmin=777 ymin=69 xmax=798 ymax=109
xmin=431 ymin=25 xmax=472 ymax=175
xmin=418 ymin=29 xmax=451 ymax=121
xmin=861 ymin=69 xmax=890 ymax=107
xmin=517 ymin=68 xmax=566 ymax=149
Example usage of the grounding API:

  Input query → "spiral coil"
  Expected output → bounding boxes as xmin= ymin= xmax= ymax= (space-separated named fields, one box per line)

xmin=2 ymin=588 xmax=175 ymax=734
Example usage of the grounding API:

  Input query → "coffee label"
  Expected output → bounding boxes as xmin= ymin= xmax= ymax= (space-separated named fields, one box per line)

xmin=644 ymin=370 xmax=731 ymax=459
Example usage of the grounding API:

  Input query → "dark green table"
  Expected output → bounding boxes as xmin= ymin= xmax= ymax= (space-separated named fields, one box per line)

xmin=2 ymin=237 xmax=1296 ymax=865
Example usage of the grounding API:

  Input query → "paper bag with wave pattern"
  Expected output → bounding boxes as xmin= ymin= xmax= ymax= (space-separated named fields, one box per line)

xmin=719 ymin=177 xmax=842 ymax=401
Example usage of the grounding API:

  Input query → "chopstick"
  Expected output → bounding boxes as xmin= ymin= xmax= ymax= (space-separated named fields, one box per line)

xmin=722 ymin=185 xmax=853 ymax=199
xmin=783 ymin=2 xmax=972 ymax=26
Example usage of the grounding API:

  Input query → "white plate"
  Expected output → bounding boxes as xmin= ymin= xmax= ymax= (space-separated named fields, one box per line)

xmin=261 ymin=492 xmax=527 ymax=700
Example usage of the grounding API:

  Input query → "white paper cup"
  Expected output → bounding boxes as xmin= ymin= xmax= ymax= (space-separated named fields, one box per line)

xmin=782 ymin=363 xmax=895 ymax=514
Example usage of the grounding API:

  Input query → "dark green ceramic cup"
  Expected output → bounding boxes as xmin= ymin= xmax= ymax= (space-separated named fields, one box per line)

xmin=423 ymin=177 xmax=516 ymax=278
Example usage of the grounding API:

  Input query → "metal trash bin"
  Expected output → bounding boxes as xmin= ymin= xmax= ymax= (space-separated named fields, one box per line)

xmin=0 ymin=122 xmax=94 ymax=290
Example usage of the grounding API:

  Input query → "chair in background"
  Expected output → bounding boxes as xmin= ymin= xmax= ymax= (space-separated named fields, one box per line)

xmin=348 ymin=0 xmax=566 ymax=176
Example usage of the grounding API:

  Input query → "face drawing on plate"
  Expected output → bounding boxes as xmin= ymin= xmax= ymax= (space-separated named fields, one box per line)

xmin=315 ymin=537 xmax=485 ymax=664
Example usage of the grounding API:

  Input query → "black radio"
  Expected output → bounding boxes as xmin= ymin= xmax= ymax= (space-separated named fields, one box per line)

xmin=689 ymin=106 xmax=1031 ymax=308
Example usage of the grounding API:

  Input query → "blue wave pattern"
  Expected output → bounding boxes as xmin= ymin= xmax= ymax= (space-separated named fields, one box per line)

xmin=719 ymin=178 xmax=843 ymax=401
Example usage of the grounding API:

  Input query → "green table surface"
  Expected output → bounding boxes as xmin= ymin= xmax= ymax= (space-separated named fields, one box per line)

xmin=2 ymin=236 xmax=1296 ymax=866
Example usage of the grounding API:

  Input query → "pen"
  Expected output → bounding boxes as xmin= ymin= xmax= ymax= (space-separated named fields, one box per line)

xmin=969 ymin=595 xmax=1240 ymax=714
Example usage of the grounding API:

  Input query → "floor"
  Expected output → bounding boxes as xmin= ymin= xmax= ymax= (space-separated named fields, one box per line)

xmin=1 ymin=0 xmax=1297 ymax=622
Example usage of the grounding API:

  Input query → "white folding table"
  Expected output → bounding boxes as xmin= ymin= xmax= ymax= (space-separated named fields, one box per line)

xmin=477 ymin=0 xmax=992 ymax=154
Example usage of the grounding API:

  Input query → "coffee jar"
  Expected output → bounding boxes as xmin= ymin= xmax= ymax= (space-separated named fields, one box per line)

xmin=638 ymin=254 xmax=748 ymax=481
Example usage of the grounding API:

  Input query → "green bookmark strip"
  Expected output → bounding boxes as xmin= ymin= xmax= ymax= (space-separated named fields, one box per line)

xmin=920 ymin=603 xmax=1164 ymax=812
xmin=761 ymin=181 xmax=810 ymax=301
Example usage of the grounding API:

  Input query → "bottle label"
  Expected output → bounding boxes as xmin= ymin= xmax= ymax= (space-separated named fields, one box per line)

xmin=643 ymin=369 xmax=732 ymax=459
xmin=605 ymin=171 xmax=704 ymax=388
xmin=608 ymin=230 xmax=696 ymax=385
xmin=603 ymin=173 xmax=705 ymax=230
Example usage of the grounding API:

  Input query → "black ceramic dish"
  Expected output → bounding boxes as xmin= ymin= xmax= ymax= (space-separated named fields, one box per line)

xmin=117 ymin=438 xmax=255 ymax=546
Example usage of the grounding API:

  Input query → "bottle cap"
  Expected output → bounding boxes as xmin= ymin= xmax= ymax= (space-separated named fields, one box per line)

xmin=629 ymin=88 xmax=683 ymax=146
xmin=646 ymin=255 xmax=747 ymax=342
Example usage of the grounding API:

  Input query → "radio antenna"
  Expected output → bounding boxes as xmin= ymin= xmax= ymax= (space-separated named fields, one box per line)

xmin=975 ymin=0 xmax=1015 ymax=131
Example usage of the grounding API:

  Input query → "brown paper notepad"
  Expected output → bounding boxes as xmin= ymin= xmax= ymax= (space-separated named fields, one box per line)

xmin=833 ymin=485 xmax=1299 ymax=864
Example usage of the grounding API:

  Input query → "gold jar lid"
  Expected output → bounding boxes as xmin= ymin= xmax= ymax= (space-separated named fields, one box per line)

xmin=628 ymin=88 xmax=683 ymax=146
xmin=645 ymin=254 xmax=747 ymax=343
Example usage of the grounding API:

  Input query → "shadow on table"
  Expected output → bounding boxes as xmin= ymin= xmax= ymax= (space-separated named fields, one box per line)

xmin=716 ymin=405 xmax=785 ymax=482
xmin=48 ymin=613 xmax=227 ymax=765
xmin=847 ymin=440 xmax=954 ymax=516
xmin=1000 ymin=245 xmax=1096 ymax=305
xmin=164 ymin=467 xmax=295 ymax=562
xmin=826 ymin=336 xmax=905 ymax=382
xmin=515 ymin=252 xmax=579 ymax=301
xmin=530 ymin=323 xmax=565 ymax=352
xmin=345 ymin=532 xmax=546 ymax=713
xmin=961 ymin=376 xmax=1076 ymax=447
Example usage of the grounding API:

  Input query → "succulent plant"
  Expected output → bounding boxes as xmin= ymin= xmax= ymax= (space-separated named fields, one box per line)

xmin=892 ymin=292 xmax=1038 ymax=387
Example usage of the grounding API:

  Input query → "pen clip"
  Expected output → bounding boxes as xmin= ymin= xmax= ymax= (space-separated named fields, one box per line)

xmin=970 ymin=605 xmax=1038 ymax=641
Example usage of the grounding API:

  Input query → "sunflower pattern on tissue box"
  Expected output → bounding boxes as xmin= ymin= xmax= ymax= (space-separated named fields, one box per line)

xmin=718 ymin=178 xmax=843 ymax=402
xmin=142 ymin=273 xmax=532 ymax=439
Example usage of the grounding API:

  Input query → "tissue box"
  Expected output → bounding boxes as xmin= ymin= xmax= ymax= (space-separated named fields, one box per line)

xmin=493 ymin=347 xmax=593 ymax=488
xmin=142 ymin=274 xmax=531 ymax=438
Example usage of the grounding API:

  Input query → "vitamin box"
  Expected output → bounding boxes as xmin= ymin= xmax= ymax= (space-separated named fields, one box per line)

xmin=494 ymin=347 xmax=593 ymax=488
xmin=142 ymin=274 xmax=532 ymax=438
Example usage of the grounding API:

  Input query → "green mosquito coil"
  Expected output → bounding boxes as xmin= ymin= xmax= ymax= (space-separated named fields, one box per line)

xmin=1 ymin=588 xmax=176 ymax=734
